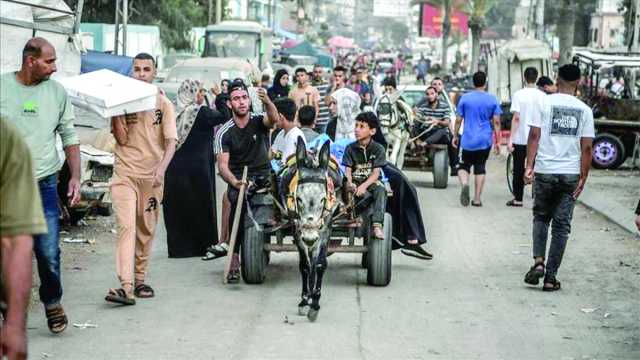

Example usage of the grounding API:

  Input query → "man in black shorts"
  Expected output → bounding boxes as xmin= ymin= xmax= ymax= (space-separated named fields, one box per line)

xmin=452 ymin=72 xmax=502 ymax=207
xmin=214 ymin=81 xmax=278 ymax=282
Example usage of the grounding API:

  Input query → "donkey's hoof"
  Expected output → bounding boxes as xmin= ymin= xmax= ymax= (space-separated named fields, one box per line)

xmin=307 ymin=308 xmax=319 ymax=322
xmin=298 ymin=305 xmax=309 ymax=316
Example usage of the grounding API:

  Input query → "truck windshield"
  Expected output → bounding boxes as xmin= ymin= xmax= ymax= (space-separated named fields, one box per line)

xmin=205 ymin=32 xmax=258 ymax=59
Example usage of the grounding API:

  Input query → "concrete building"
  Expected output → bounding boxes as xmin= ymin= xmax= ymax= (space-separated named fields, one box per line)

xmin=590 ymin=0 xmax=625 ymax=49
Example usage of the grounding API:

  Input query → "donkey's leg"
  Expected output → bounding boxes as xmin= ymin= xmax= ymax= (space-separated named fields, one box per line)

xmin=296 ymin=240 xmax=311 ymax=315
xmin=307 ymin=245 xmax=328 ymax=322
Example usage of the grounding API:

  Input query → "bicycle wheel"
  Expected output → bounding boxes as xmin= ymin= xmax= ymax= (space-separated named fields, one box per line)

xmin=506 ymin=153 xmax=514 ymax=196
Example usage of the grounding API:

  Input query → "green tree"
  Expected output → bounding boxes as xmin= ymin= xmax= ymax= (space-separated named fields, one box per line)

xmin=74 ymin=0 xmax=225 ymax=50
xmin=466 ymin=0 xmax=495 ymax=72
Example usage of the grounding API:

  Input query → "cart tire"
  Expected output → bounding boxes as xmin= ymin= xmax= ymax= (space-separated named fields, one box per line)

xmin=361 ymin=253 xmax=368 ymax=268
xmin=241 ymin=226 xmax=267 ymax=284
xmin=367 ymin=213 xmax=392 ymax=286
xmin=432 ymin=149 xmax=449 ymax=189
xmin=506 ymin=153 xmax=514 ymax=196
xmin=592 ymin=133 xmax=626 ymax=169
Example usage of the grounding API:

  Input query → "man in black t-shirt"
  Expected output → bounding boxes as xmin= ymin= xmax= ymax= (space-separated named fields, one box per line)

xmin=213 ymin=82 xmax=278 ymax=282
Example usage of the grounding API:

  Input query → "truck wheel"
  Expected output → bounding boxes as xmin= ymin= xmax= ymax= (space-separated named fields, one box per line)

xmin=241 ymin=226 xmax=267 ymax=284
xmin=367 ymin=213 xmax=392 ymax=286
xmin=432 ymin=149 xmax=449 ymax=189
xmin=592 ymin=133 xmax=626 ymax=169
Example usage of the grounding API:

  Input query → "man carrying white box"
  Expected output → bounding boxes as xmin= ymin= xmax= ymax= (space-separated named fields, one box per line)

xmin=105 ymin=53 xmax=177 ymax=305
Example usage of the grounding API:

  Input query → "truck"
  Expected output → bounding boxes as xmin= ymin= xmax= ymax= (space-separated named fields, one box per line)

xmin=202 ymin=20 xmax=272 ymax=72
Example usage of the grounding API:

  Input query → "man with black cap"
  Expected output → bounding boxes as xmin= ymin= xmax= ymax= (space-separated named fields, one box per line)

xmin=523 ymin=64 xmax=594 ymax=292
xmin=214 ymin=80 xmax=278 ymax=282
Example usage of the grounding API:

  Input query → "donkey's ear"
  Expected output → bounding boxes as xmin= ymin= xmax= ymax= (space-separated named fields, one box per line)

xmin=295 ymin=136 xmax=307 ymax=165
xmin=318 ymin=141 xmax=330 ymax=170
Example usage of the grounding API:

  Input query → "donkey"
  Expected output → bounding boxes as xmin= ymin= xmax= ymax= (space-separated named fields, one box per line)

xmin=373 ymin=92 xmax=414 ymax=169
xmin=289 ymin=138 xmax=336 ymax=322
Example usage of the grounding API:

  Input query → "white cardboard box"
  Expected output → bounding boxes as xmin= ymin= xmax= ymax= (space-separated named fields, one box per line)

xmin=58 ymin=69 xmax=158 ymax=118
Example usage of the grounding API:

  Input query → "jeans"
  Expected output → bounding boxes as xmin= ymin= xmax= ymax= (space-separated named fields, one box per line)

xmin=512 ymin=144 xmax=527 ymax=201
xmin=34 ymin=174 xmax=63 ymax=306
xmin=532 ymin=173 xmax=579 ymax=279
xmin=363 ymin=183 xmax=386 ymax=225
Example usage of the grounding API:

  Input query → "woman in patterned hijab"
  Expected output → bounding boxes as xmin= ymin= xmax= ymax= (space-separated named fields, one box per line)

xmin=175 ymin=79 xmax=204 ymax=149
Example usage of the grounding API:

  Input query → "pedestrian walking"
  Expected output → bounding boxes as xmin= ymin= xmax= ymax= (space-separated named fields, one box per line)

xmin=311 ymin=64 xmax=331 ymax=134
xmin=1 ymin=118 xmax=47 ymax=358
xmin=0 ymin=37 xmax=81 ymax=333
xmin=105 ymin=53 xmax=177 ymax=305
xmin=163 ymin=79 xmax=226 ymax=258
xmin=523 ymin=64 xmax=594 ymax=292
xmin=506 ymin=67 xmax=546 ymax=207
xmin=214 ymin=81 xmax=278 ymax=283
xmin=289 ymin=67 xmax=320 ymax=115
xmin=452 ymin=71 xmax=502 ymax=207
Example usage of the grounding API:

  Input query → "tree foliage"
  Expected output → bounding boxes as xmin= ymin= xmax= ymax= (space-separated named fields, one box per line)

xmin=68 ymin=0 xmax=225 ymax=50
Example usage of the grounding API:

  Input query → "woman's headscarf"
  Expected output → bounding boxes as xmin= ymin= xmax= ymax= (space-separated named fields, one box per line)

xmin=331 ymin=87 xmax=361 ymax=139
xmin=176 ymin=79 xmax=203 ymax=149
xmin=267 ymin=69 xmax=290 ymax=100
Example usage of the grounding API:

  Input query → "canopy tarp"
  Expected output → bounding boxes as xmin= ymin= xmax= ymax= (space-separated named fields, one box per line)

xmin=282 ymin=38 xmax=301 ymax=49
xmin=328 ymin=36 xmax=354 ymax=48
xmin=498 ymin=38 xmax=552 ymax=62
xmin=286 ymin=41 xmax=318 ymax=57
xmin=573 ymin=49 xmax=640 ymax=68
xmin=81 ymin=50 xmax=133 ymax=76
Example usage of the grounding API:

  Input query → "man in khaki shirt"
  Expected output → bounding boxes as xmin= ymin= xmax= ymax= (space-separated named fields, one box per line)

xmin=105 ymin=53 xmax=177 ymax=305
xmin=289 ymin=67 xmax=319 ymax=115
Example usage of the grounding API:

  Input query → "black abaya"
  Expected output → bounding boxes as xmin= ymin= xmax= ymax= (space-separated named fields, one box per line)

xmin=163 ymin=106 xmax=226 ymax=258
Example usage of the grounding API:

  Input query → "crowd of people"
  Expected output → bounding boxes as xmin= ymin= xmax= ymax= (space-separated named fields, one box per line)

xmin=3 ymin=37 xmax=640 ymax=360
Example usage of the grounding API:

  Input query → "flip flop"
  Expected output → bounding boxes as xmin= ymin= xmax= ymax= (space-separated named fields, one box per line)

xmin=460 ymin=185 xmax=470 ymax=206
xmin=202 ymin=243 xmax=229 ymax=261
xmin=105 ymin=288 xmax=136 ymax=305
xmin=471 ymin=201 xmax=483 ymax=207
xmin=506 ymin=200 xmax=523 ymax=207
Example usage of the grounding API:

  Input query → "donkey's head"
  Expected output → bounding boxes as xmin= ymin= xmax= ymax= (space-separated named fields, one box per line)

xmin=293 ymin=137 xmax=333 ymax=247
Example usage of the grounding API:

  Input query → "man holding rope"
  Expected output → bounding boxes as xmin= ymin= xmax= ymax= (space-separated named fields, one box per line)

xmin=214 ymin=80 xmax=278 ymax=283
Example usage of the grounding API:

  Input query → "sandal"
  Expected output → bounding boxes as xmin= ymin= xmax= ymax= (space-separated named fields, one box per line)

xmin=542 ymin=276 xmax=561 ymax=292
xmin=105 ymin=288 xmax=136 ymax=305
xmin=202 ymin=243 xmax=229 ymax=261
xmin=471 ymin=201 xmax=483 ymax=207
xmin=372 ymin=224 xmax=384 ymax=239
xmin=45 ymin=305 xmax=68 ymax=333
xmin=134 ymin=283 xmax=155 ymax=298
xmin=506 ymin=199 xmax=523 ymax=207
xmin=227 ymin=269 xmax=241 ymax=284
xmin=524 ymin=263 xmax=545 ymax=285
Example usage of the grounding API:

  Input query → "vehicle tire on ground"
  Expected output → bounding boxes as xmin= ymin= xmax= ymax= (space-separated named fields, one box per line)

xmin=367 ymin=213 xmax=392 ymax=286
xmin=241 ymin=225 xmax=267 ymax=284
xmin=432 ymin=149 xmax=449 ymax=189
xmin=592 ymin=133 xmax=626 ymax=169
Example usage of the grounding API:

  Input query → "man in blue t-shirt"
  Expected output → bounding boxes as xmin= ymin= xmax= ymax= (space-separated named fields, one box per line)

xmin=452 ymin=71 xmax=502 ymax=207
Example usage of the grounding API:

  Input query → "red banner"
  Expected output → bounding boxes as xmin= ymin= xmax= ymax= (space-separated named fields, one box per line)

xmin=420 ymin=4 xmax=469 ymax=38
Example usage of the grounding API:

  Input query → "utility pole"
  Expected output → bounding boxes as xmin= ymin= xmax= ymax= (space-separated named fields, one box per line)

xmin=632 ymin=0 xmax=640 ymax=52
xmin=216 ymin=0 xmax=222 ymax=24
xmin=534 ymin=0 xmax=545 ymax=41
xmin=114 ymin=0 xmax=128 ymax=56
xmin=208 ymin=0 xmax=213 ymax=25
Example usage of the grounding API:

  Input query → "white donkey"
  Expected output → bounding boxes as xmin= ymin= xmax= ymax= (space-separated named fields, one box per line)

xmin=373 ymin=92 xmax=415 ymax=169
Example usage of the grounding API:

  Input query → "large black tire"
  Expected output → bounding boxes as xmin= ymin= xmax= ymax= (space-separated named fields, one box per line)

xmin=506 ymin=153 xmax=514 ymax=196
xmin=592 ymin=133 xmax=626 ymax=169
xmin=241 ymin=226 xmax=267 ymax=284
xmin=432 ymin=149 xmax=449 ymax=189
xmin=367 ymin=213 xmax=392 ymax=286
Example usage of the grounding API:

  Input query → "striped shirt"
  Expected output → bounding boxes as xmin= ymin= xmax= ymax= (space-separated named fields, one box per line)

xmin=417 ymin=100 xmax=450 ymax=128
xmin=314 ymin=83 xmax=331 ymax=127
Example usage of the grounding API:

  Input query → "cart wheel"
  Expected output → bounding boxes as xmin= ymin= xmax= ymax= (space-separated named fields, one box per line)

xmin=367 ymin=213 xmax=392 ymax=286
xmin=241 ymin=225 xmax=268 ymax=284
xmin=432 ymin=149 xmax=449 ymax=189
xmin=506 ymin=153 xmax=514 ymax=196
xmin=592 ymin=133 xmax=626 ymax=169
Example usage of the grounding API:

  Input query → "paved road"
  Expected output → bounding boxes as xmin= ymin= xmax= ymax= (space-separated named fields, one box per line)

xmin=27 ymin=156 xmax=640 ymax=360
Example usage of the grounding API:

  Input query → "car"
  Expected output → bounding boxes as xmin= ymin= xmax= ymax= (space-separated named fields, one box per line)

xmin=157 ymin=58 xmax=255 ymax=104
xmin=397 ymin=84 xmax=427 ymax=108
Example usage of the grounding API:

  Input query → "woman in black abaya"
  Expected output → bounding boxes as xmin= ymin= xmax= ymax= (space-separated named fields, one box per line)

xmin=163 ymin=79 xmax=226 ymax=258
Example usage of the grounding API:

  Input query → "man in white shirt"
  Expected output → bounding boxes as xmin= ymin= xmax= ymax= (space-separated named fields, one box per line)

xmin=507 ymin=67 xmax=546 ymax=207
xmin=272 ymin=98 xmax=306 ymax=167
xmin=524 ymin=64 xmax=594 ymax=292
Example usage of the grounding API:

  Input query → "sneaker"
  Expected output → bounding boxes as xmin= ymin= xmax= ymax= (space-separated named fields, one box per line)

xmin=401 ymin=243 xmax=433 ymax=260
xmin=460 ymin=185 xmax=470 ymax=207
